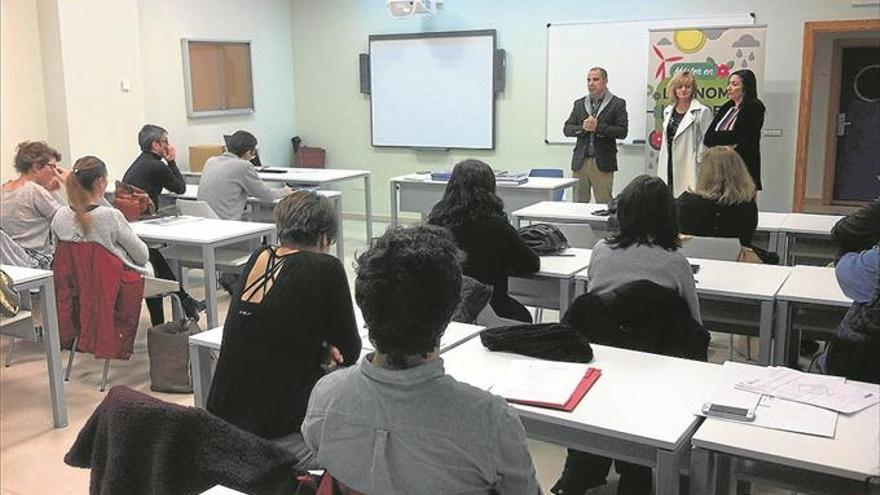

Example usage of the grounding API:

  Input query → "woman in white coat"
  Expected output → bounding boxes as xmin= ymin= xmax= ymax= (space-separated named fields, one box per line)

xmin=658 ymin=71 xmax=714 ymax=197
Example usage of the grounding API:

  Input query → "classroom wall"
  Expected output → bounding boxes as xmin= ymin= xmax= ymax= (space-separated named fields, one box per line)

xmin=137 ymin=0 xmax=298 ymax=175
xmin=0 ymin=0 xmax=50 ymax=183
xmin=290 ymin=0 xmax=876 ymax=217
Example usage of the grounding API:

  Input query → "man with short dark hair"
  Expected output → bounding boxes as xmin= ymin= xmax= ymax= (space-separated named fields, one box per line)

xmin=563 ymin=67 xmax=629 ymax=203
xmin=302 ymin=225 xmax=540 ymax=495
xmin=197 ymin=130 xmax=289 ymax=220
xmin=123 ymin=124 xmax=202 ymax=324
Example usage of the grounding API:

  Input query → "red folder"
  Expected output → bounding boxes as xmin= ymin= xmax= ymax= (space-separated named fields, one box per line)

xmin=507 ymin=367 xmax=601 ymax=412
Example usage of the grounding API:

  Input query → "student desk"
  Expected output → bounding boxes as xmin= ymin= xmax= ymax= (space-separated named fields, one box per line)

xmin=189 ymin=322 xmax=485 ymax=408
xmin=130 ymin=218 xmax=276 ymax=329
xmin=389 ymin=176 xmax=579 ymax=226
xmin=777 ymin=213 xmax=843 ymax=266
xmin=442 ymin=337 xmax=720 ymax=495
xmin=574 ymin=259 xmax=793 ymax=366
xmin=774 ymin=265 xmax=852 ymax=367
xmin=691 ymin=378 xmax=879 ymax=494
xmin=509 ymin=248 xmax=592 ymax=317
xmin=0 ymin=264 xmax=67 ymax=428
xmin=164 ymin=185 xmax=345 ymax=261
xmin=184 ymin=168 xmax=373 ymax=241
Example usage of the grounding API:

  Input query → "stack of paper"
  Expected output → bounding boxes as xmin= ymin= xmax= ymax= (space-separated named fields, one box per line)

xmin=491 ymin=361 xmax=600 ymax=411
xmin=735 ymin=366 xmax=880 ymax=414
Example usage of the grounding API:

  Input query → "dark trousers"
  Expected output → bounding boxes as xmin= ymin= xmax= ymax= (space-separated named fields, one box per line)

xmin=555 ymin=449 xmax=652 ymax=495
xmin=145 ymin=248 xmax=190 ymax=326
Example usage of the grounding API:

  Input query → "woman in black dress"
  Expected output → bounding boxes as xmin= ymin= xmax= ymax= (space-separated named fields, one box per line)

xmin=207 ymin=191 xmax=361 ymax=460
xmin=704 ymin=69 xmax=766 ymax=190
xmin=428 ymin=159 xmax=539 ymax=322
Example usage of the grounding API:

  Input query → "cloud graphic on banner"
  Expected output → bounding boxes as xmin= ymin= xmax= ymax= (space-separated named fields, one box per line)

xmin=657 ymin=37 xmax=672 ymax=46
xmin=732 ymin=34 xmax=761 ymax=48
xmin=703 ymin=28 xmax=727 ymax=40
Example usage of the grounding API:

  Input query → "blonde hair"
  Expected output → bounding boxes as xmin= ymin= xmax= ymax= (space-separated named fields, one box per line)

xmin=695 ymin=147 xmax=756 ymax=205
xmin=666 ymin=71 xmax=697 ymax=103
xmin=66 ymin=156 xmax=107 ymax=235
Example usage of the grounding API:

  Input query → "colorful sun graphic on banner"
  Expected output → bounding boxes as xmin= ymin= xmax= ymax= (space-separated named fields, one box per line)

xmin=673 ymin=30 xmax=707 ymax=53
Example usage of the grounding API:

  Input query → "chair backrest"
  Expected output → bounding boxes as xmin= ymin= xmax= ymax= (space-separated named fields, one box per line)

xmin=678 ymin=236 xmax=742 ymax=261
xmin=176 ymin=199 xmax=219 ymax=219
xmin=552 ymin=223 xmax=597 ymax=249
xmin=529 ymin=168 xmax=565 ymax=201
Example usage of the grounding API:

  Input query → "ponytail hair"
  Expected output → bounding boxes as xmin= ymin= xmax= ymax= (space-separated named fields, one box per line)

xmin=66 ymin=156 xmax=108 ymax=235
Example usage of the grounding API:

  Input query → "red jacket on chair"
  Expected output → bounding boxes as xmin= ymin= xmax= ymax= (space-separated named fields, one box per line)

xmin=53 ymin=241 xmax=144 ymax=360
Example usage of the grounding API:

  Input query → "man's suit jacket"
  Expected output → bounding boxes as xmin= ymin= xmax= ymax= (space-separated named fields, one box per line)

xmin=563 ymin=93 xmax=629 ymax=172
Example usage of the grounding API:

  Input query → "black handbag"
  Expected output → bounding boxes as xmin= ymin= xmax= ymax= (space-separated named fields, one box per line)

xmin=516 ymin=223 xmax=570 ymax=255
xmin=147 ymin=318 xmax=203 ymax=393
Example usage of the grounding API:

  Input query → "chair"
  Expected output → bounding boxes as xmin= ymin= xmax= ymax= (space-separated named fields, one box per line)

xmin=529 ymin=168 xmax=565 ymax=201
xmin=176 ymin=199 xmax=219 ymax=219
xmin=678 ymin=236 xmax=742 ymax=261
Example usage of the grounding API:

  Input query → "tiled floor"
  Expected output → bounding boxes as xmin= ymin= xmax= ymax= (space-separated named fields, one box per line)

xmin=1 ymin=219 xmax=793 ymax=494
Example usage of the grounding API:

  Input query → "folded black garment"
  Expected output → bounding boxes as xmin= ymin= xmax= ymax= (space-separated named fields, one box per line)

xmin=480 ymin=323 xmax=593 ymax=363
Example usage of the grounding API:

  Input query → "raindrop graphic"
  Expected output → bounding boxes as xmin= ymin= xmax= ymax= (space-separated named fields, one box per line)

xmin=736 ymin=49 xmax=743 ymax=57
xmin=741 ymin=59 xmax=747 ymax=68
xmin=749 ymin=52 xmax=755 ymax=61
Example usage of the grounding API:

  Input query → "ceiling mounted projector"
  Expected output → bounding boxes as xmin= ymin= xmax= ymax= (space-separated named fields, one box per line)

xmin=387 ymin=0 xmax=442 ymax=18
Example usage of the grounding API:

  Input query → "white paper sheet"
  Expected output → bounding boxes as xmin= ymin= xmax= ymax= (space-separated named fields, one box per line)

xmin=490 ymin=361 xmax=588 ymax=405
xmin=736 ymin=366 xmax=880 ymax=414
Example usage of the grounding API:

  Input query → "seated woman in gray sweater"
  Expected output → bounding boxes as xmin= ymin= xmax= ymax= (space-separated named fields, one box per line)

xmin=51 ymin=156 xmax=152 ymax=276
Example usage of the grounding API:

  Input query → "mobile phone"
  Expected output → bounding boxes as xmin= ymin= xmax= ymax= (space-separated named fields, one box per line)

xmin=701 ymin=403 xmax=755 ymax=422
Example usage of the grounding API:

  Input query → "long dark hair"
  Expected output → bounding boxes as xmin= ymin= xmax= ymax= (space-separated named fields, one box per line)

xmin=607 ymin=175 xmax=680 ymax=251
xmin=732 ymin=69 xmax=758 ymax=101
xmin=427 ymin=159 xmax=504 ymax=229
xmin=66 ymin=156 xmax=108 ymax=235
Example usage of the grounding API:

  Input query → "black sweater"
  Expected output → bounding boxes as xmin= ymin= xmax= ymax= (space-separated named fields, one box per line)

xmin=704 ymin=99 xmax=766 ymax=190
xmin=206 ymin=248 xmax=361 ymax=439
xmin=445 ymin=215 xmax=540 ymax=322
xmin=831 ymin=199 xmax=880 ymax=257
xmin=122 ymin=151 xmax=186 ymax=207
xmin=677 ymin=191 xmax=758 ymax=246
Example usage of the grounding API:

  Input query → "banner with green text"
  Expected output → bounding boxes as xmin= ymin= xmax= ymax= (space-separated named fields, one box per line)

xmin=645 ymin=25 xmax=766 ymax=173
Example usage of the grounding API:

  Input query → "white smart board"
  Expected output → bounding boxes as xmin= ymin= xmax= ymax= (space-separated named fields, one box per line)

xmin=545 ymin=14 xmax=754 ymax=145
xmin=370 ymin=31 xmax=496 ymax=149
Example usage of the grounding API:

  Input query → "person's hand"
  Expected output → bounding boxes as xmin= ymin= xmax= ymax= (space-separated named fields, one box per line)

xmin=45 ymin=176 xmax=62 ymax=191
xmin=324 ymin=345 xmax=344 ymax=371
xmin=583 ymin=116 xmax=598 ymax=132
xmin=55 ymin=166 xmax=70 ymax=183
xmin=164 ymin=144 xmax=177 ymax=162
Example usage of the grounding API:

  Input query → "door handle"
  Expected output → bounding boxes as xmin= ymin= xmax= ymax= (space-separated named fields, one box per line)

xmin=836 ymin=113 xmax=851 ymax=136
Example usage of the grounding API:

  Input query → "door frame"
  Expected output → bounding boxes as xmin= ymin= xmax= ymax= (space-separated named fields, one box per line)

xmin=822 ymin=37 xmax=880 ymax=206
xmin=793 ymin=19 xmax=880 ymax=212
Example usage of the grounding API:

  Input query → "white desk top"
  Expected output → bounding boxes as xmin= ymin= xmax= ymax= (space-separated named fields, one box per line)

xmin=193 ymin=322 xmax=485 ymax=356
xmin=185 ymin=168 xmax=369 ymax=184
xmin=442 ymin=337 xmax=720 ymax=450
xmin=693 ymin=377 xmax=879 ymax=480
xmin=393 ymin=175 xmax=578 ymax=191
xmin=536 ymin=248 xmax=592 ymax=278
xmin=512 ymin=201 xmax=610 ymax=223
xmin=776 ymin=265 xmax=852 ymax=307
xmin=756 ymin=212 xmax=789 ymax=232
xmin=0 ymin=264 xmax=53 ymax=285
xmin=165 ymin=184 xmax=340 ymax=202
xmin=199 ymin=485 xmax=248 ymax=495
xmin=779 ymin=213 xmax=843 ymax=236
xmin=131 ymin=217 xmax=275 ymax=245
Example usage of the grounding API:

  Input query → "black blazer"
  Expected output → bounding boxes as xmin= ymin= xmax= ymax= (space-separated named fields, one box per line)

xmin=703 ymin=99 xmax=766 ymax=189
xmin=563 ymin=94 xmax=628 ymax=172
xmin=676 ymin=191 xmax=758 ymax=246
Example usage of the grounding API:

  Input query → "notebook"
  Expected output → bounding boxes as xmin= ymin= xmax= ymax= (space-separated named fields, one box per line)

xmin=491 ymin=361 xmax=601 ymax=412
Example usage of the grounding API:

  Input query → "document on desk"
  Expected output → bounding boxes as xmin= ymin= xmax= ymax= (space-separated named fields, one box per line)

xmin=490 ymin=361 xmax=599 ymax=411
xmin=141 ymin=215 xmax=204 ymax=226
xmin=736 ymin=366 xmax=880 ymax=414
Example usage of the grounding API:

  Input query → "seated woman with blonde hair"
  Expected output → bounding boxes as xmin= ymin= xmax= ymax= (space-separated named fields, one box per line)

xmin=676 ymin=146 xmax=758 ymax=247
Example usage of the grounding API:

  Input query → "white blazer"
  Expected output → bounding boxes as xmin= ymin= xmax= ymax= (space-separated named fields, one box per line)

xmin=657 ymin=99 xmax=713 ymax=197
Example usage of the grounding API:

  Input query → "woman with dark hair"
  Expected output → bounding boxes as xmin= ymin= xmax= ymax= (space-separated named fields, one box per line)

xmin=51 ymin=156 xmax=151 ymax=275
xmin=207 ymin=191 xmax=361 ymax=462
xmin=1 ymin=141 xmax=69 ymax=258
xmin=588 ymin=175 xmax=700 ymax=322
xmin=428 ymin=159 xmax=539 ymax=322
xmin=703 ymin=69 xmax=766 ymax=190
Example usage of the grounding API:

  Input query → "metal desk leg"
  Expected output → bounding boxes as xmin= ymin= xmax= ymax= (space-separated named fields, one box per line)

xmin=364 ymin=174 xmax=373 ymax=241
xmin=655 ymin=449 xmax=679 ymax=495
xmin=758 ymin=300 xmax=774 ymax=366
xmin=40 ymin=278 xmax=68 ymax=428
xmin=390 ymin=181 xmax=399 ymax=227
xmin=774 ymin=300 xmax=791 ymax=366
xmin=690 ymin=447 xmax=733 ymax=495
xmin=768 ymin=231 xmax=779 ymax=254
xmin=189 ymin=342 xmax=213 ymax=408
xmin=334 ymin=195 xmax=344 ymax=261
xmin=559 ymin=279 xmax=573 ymax=317
xmin=203 ymin=246 xmax=218 ymax=329
xmin=778 ymin=232 xmax=791 ymax=266
xmin=571 ymin=182 xmax=579 ymax=203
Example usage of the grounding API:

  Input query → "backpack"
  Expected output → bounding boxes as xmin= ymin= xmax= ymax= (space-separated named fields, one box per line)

xmin=517 ymin=223 xmax=569 ymax=255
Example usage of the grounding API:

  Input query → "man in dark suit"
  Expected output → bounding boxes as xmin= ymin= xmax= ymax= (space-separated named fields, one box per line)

xmin=563 ymin=67 xmax=628 ymax=203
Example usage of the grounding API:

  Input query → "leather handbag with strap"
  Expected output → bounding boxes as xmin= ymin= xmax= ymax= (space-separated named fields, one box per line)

xmin=112 ymin=181 xmax=156 ymax=222
xmin=147 ymin=318 xmax=203 ymax=393
xmin=0 ymin=269 xmax=22 ymax=318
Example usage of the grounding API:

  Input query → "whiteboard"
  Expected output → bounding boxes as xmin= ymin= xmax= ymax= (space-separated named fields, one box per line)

xmin=370 ymin=31 xmax=496 ymax=149
xmin=545 ymin=14 xmax=753 ymax=145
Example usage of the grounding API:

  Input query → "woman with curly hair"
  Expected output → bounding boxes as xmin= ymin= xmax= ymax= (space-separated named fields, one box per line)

xmin=428 ymin=159 xmax=539 ymax=322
